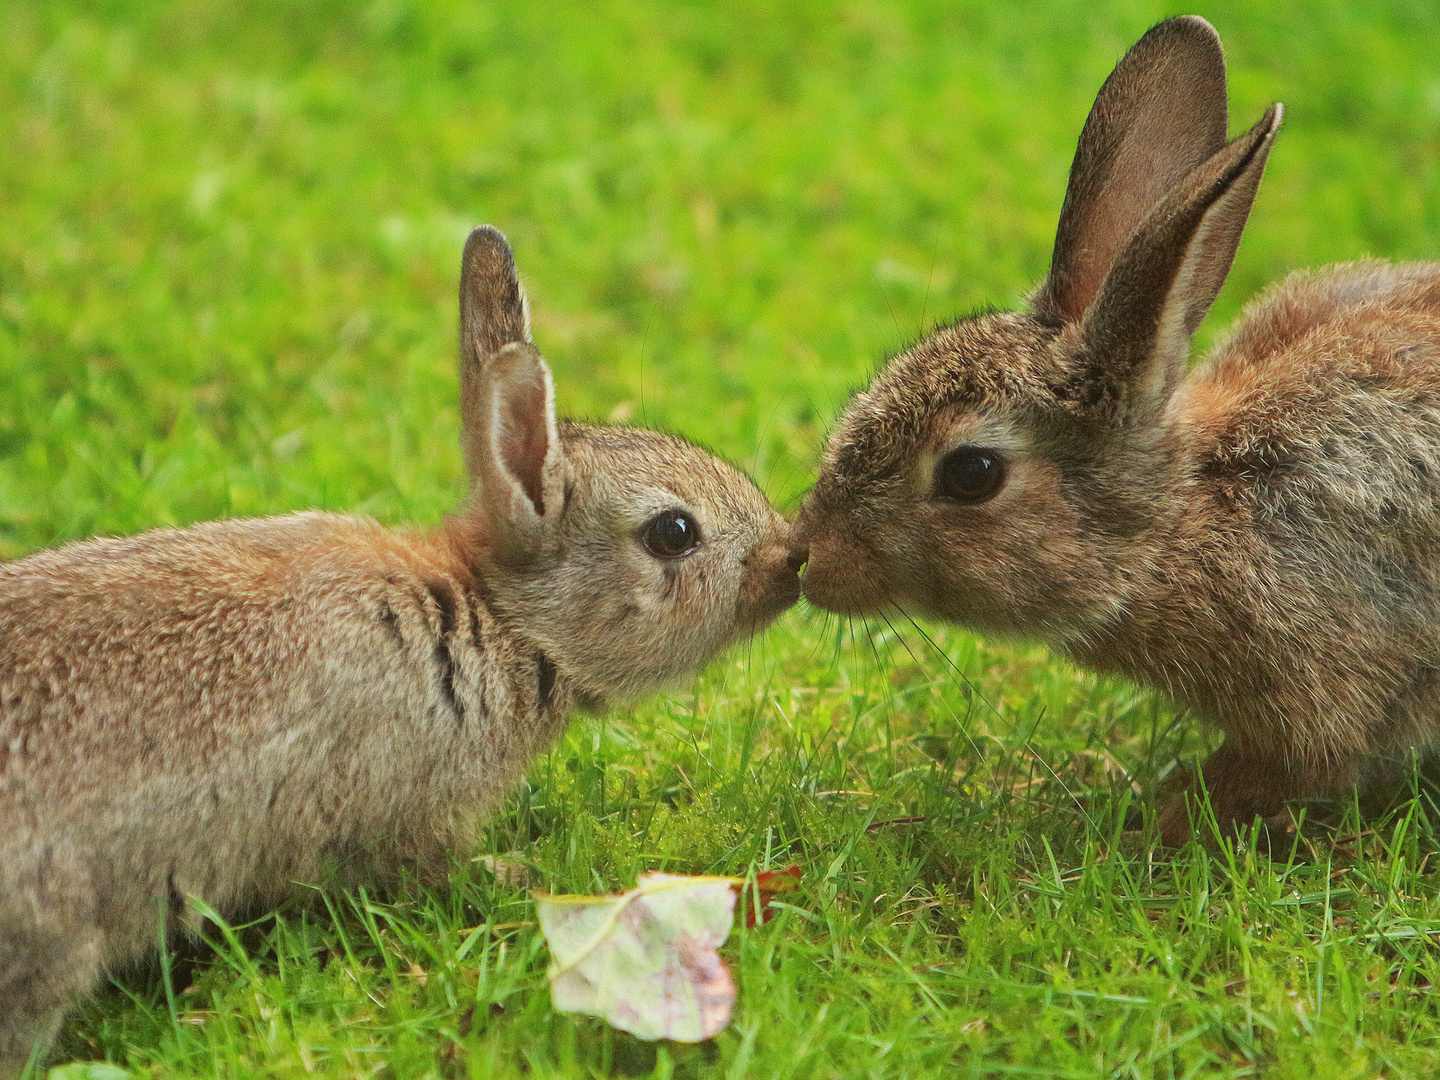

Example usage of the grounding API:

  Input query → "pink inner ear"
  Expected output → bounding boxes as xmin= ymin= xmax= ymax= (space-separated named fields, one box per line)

xmin=498 ymin=376 xmax=550 ymax=516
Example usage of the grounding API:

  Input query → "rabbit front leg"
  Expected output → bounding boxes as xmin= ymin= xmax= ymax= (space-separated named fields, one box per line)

xmin=0 ymin=945 xmax=94 ymax=1079
xmin=0 ymin=871 xmax=107 ymax=1077
xmin=1157 ymin=740 xmax=1353 ymax=847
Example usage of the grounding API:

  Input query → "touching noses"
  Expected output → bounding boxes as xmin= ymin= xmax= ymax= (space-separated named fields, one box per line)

xmin=785 ymin=545 xmax=809 ymax=574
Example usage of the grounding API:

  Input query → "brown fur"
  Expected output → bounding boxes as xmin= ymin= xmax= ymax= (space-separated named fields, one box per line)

xmin=797 ymin=17 xmax=1440 ymax=846
xmin=0 ymin=227 xmax=801 ymax=1073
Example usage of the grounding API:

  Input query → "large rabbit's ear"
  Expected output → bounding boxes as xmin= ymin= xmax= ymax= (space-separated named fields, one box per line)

xmin=1079 ymin=105 xmax=1282 ymax=418
xmin=1034 ymin=16 xmax=1230 ymax=326
xmin=456 ymin=227 xmax=564 ymax=561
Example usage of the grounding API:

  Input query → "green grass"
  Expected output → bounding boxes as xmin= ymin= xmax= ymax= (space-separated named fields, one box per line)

xmin=6 ymin=0 xmax=1440 ymax=1076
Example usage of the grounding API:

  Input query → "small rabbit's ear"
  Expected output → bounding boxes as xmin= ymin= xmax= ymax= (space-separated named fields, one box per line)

xmin=466 ymin=342 xmax=566 ymax=562
xmin=459 ymin=226 xmax=534 ymax=479
xmin=1034 ymin=16 xmax=1229 ymax=326
xmin=459 ymin=225 xmax=531 ymax=360
xmin=1079 ymin=104 xmax=1282 ymax=417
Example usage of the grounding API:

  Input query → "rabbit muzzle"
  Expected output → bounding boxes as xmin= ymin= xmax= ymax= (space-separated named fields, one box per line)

xmin=793 ymin=495 xmax=897 ymax=617
xmin=736 ymin=535 xmax=805 ymax=632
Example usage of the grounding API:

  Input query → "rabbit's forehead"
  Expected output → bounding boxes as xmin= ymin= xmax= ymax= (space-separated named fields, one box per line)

xmin=608 ymin=475 xmax=771 ymax=533
xmin=562 ymin=435 xmax=771 ymax=531
xmin=928 ymin=408 xmax=1028 ymax=453
xmin=825 ymin=325 xmax=1056 ymax=493
xmin=887 ymin=313 xmax=1062 ymax=399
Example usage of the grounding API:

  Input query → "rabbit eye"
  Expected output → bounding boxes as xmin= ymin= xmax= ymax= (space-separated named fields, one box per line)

xmin=639 ymin=510 xmax=702 ymax=559
xmin=934 ymin=447 xmax=1006 ymax=504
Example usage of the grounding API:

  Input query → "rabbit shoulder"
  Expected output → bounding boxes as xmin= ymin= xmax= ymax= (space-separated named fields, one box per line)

xmin=1177 ymin=262 xmax=1440 ymax=544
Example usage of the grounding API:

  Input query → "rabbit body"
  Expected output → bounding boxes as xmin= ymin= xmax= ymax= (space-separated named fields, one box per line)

xmin=1 ymin=513 xmax=570 ymax=1068
xmin=797 ymin=17 xmax=1440 ymax=843
xmin=0 ymin=228 xmax=800 ymax=1072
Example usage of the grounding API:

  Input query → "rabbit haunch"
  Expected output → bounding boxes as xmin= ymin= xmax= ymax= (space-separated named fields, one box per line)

xmin=798 ymin=15 xmax=1440 ymax=843
xmin=0 ymin=226 xmax=800 ymax=1074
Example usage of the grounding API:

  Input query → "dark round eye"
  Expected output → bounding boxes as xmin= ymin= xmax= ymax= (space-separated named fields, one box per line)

xmin=934 ymin=446 xmax=1007 ymax=504
xmin=639 ymin=509 xmax=702 ymax=559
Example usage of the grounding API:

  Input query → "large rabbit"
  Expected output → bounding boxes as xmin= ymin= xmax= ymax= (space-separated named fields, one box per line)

xmin=0 ymin=226 xmax=802 ymax=1074
xmin=797 ymin=15 xmax=1440 ymax=845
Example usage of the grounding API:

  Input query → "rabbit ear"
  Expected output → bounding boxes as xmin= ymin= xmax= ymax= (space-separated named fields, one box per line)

xmin=459 ymin=225 xmax=531 ymax=359
xmin=1034 ymin=16 xmax=1230 ymax=326
xmin=467 ymin=342 xmax=566 ymax=562
xmin=459 ymin=226 xmax=534 ymax=480
xmin=1080 ymin=105 xmax=1283 ymax=417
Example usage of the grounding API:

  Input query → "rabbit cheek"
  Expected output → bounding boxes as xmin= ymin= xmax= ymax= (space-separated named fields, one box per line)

xmin=631 ymin=558 xmax=731 ymax=671
xmin=898 ymin=459 xmax=1097 ymax=630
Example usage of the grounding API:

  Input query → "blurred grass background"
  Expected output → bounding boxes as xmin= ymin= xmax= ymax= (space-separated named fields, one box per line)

xmin=6 ymin=0 xmax=1438 ymax=550
xmin=5 ymin=1 xmax=1440 ymax=1077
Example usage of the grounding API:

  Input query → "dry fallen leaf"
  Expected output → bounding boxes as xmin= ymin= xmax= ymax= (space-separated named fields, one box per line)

xmin=536 ymin=873 xmax=739 ymax=1042
xmin=739 ymin=865 xmax=803 ymax=927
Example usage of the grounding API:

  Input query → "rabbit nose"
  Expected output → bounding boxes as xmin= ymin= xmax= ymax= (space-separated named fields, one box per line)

xmin=785 ymin=546 xmax=809 ymax=574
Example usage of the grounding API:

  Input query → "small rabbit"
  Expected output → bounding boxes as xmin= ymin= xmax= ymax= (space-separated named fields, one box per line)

xmin=0 ymin=226 xmax=801 ymax=1074
xmin=797 ymin=15 xmax=1440 ymax=845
